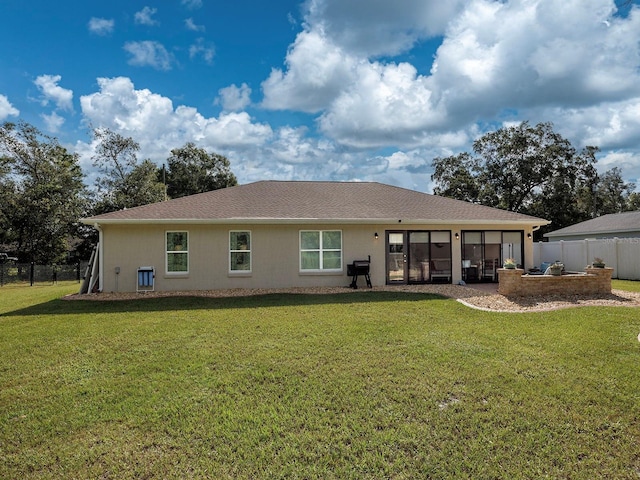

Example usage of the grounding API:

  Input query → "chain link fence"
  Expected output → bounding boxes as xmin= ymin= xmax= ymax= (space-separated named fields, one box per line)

xmin=0 ymin=262 xmax=88 ymax=286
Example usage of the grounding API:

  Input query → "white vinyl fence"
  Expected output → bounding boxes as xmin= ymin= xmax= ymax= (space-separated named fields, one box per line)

xmin=533 ymin=238 xmax=640 ymax=280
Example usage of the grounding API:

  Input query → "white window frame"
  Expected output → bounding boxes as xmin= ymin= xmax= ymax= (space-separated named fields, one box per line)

xmin=166 ymin=230 xmax=189 ymax=275
xmin=299 ymin=230 xmax=342 ymax=272
xmin=229 ymin=230 xmax=252 ymax=274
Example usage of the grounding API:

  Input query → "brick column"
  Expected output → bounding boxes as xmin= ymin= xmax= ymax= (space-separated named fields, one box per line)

xmin=498 ymin=268 xmax=524 ymax=296
xmin=584 ymin=267 xmax=613 ymax=294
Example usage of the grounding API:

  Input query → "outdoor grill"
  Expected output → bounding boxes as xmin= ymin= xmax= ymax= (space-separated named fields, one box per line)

xmin=347 ymin=256 xmax=372 ymax=289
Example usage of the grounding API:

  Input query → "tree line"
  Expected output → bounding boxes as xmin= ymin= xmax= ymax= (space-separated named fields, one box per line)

xmin=2 ymin=119 xmax=638 ymax=263
xmin=0 ymin=121 xmax=237 ymax=263
xmin=431 ymin=121 xmax=639 ymax=239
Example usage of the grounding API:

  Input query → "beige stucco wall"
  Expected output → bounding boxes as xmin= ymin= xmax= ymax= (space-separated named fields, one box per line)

xmin=96 ymin=222 xmax=537 ymax=292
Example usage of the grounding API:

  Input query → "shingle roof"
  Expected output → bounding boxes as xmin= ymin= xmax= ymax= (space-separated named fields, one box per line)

xmin=82 ymin=180 xmax=549 ymax=225
xmin=545 ymin=211 xmax=640 ymax=238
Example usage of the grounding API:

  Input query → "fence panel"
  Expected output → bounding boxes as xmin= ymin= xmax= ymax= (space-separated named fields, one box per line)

xmin=562 ymin=241 xmax=587 ymax=272
xmin=534 ymin=242 xmax=562 ymax=268
xmin=534 ymin=238 xmax=640 ymax=280
xmin=615 ymin=238 xmax=640 ymax=280
xmin=0 ymin=263 xmax=87 ymax=286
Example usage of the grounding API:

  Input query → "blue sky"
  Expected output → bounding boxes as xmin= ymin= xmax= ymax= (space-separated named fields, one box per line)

xmin=1 ymin=0 xmax=640 ymax=192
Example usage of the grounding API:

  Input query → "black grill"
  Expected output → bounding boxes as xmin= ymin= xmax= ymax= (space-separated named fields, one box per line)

xmin=347 ymin=256 xmax=372 ymax=288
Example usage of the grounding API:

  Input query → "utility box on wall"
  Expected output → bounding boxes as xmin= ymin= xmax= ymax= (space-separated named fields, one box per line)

xmin=137 ymin=266 xmax=155 ymax=292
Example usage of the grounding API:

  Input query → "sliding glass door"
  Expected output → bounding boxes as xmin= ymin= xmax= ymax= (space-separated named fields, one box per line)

xmin=462 ymin=230 xmax=523 ymax=283
xmin=386 ymin=231 xmax=452 ymax=284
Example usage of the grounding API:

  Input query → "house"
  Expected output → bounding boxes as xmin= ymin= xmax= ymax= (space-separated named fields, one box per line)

xmin=544 ymin=211 xmax=640 ymax=241
xmin=81 ymin=181 xmax=549 ymax=293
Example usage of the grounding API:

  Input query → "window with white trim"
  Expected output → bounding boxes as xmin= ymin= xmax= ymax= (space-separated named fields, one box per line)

xmin=229 ymin=231 xmax=251 ymax=272
xmin=166 ymin=231 xmax=188 ymax=274
xmin=300 ymin=230 xmax=342 ymax=271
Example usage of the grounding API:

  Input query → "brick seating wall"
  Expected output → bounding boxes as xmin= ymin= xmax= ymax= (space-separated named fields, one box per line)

xmin=497 ymin=267 xmax=613 ymax=297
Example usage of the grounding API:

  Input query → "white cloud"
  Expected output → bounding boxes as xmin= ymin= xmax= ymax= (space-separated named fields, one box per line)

xmin=262 ymin=0 xmax=640 ymax=153
xmin=41 ymin=112 xmax=65 ymax=133
xmin=267 ymin=127 xmax=327 ymax=165
xmin=304 ymin=0 xmax=467 ymax=57
xmin=216 ymin=83 xmax=252 ymax=111
xmin=318 ymin=61 xmax=445 ymax=148
xmin=597 ymin=151 xmax=640 ymax=187
xmin=79 ymin=77 xmax=272 ymax=166
xmin=189 ymin=38 xmax=215 ymax=64
xmin=430 ymin=0 xmax=640 ymax=117
xmin=0 ymin=94 xmax=19 ymax=120
xmin=71 ymin=2 xmax=640 ymax=192
xmin=76 ymin=77 xmax=417 ymax=187
xmin=34 ymin=74 xmax=73 ymax=111
xmin=124 ymin=41 xmax=173 ymax=70
xmin=88 ymin=17 xmax=114 ymax=35
xmin=182 ymin=0 xmax=202 ymax=9
xmin=134 ymin=6 xmax=159 ymax=26
xmin=201 ymin=112 xmax=273 ymax=148
xmin=185 ymin=17 xmax=205 ymax=32
xmin=261 ymin=29 xmax=357 ymax=112
xmin=537 ymin=97 xmax=640 ymax=151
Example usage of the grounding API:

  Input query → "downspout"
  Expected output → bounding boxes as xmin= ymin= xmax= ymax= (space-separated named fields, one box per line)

xmin=94 ymin=223 xmax=104 ymax=293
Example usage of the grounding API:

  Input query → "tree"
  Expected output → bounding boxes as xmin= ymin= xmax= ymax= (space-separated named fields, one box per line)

xmin=525 ymin=146 xmax=600 ymax=235
xmin=595 ymin=167 xmax=636 ymax=215
xmin=627 ymin=192 xmax=640 ymax=211
xmin=471 ymin=121 xmax=577 ymax=212
xmin=91 ymin=128 xmax=165 ymax=213
xmin=431 ymin=152 xmax=480 ymax=203
xmin=0 ymin=121 xmax=87 ymax=263
xmin=0 ymin=159 xmax=15 ymax=251
xmin=430 ymin=121 xmax=636 ymax=238
xmin=165 ymin=142 xmax=237 ymax=199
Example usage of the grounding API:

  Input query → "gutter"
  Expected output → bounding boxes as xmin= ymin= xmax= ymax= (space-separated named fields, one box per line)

xmin=81 ymin=217 xmax=551 ymax=227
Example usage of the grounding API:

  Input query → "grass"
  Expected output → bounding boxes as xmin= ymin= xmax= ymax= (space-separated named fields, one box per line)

xmin=1 ymin=282 xmax=639 ymax=478
xmin=613 ymin=279 xmax=640 ymax=292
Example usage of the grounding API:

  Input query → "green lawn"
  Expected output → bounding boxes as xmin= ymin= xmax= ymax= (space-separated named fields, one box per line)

xmin=614 ymin=279 xmax=640 ymax=292
xmin=1 ymin=282 xmax=639 ymax=479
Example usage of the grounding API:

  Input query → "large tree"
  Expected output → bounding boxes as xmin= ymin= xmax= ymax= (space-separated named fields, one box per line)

xmin=165 ymin=142 xmax=237 ymax=199
xmin=0 ymin=121 xmax=86 ymax=263
xmin=431 ymin=121 xmax=637 ymax=238
xmin=430 ymin=152 xmax=480 ymax=204
xmin=91 ymin=128 xmax=165 ymax=214
xmin=471 ymin=121 xmax=577 ymax=212
xmin=594 ymin=167 xmax=636 ymax=215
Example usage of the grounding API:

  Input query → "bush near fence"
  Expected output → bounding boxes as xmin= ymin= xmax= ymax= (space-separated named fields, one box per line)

xmin=534 ymin=238 xmax=640 ymax=280
xmin=0 ymin=263 xmax=88 ymax=286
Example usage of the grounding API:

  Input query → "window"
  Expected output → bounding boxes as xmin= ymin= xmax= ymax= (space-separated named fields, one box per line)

xmin=300 ymin=230 xmax=342 ymax=271
xmin=166 ymin=231 xmax=188 ymax=274
xmin=230 ymin=231 xmax=251 ymax=272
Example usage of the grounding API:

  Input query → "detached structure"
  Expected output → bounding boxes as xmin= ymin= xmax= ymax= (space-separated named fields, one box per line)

xmin=81 ymin=181 xmax=549 ymax=293
xmin=544 ymin=211 xmax=640 ymax=241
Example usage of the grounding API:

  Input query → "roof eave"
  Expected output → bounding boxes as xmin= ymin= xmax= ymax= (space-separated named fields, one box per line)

xmin=545 ymin=227 xmax=640 ymax=238
xmin=82 ymin=217 xmax=550 ymax=226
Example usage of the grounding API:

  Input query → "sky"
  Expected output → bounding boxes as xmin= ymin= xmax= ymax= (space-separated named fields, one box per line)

xmin=1 ymin=0 xmax=640 ymax=193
